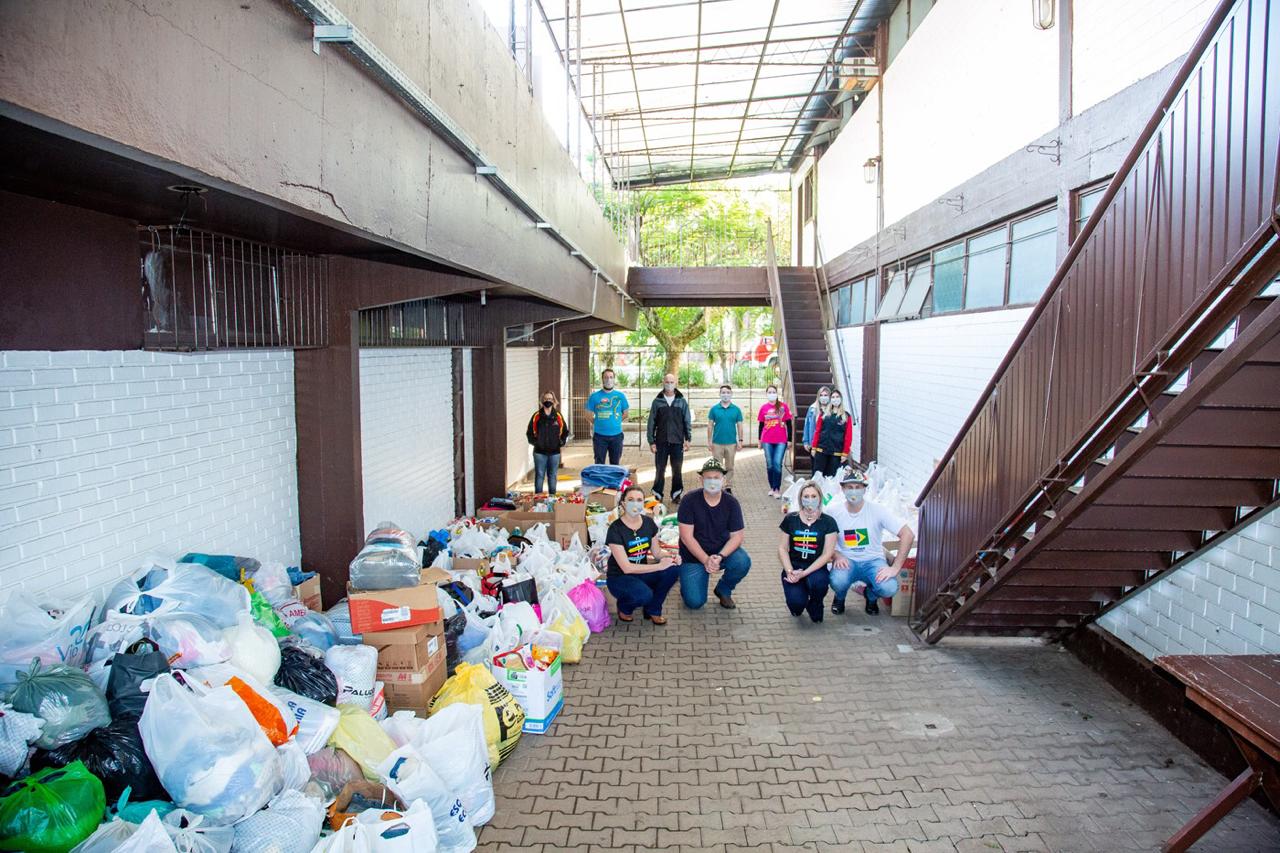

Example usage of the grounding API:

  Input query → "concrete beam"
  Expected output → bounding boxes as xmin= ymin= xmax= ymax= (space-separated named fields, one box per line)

xmin=627 ymin=267 xmax=771 ymax=306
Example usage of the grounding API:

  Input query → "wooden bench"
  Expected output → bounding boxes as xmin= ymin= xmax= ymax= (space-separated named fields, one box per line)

xmin=1155 ymin=654 xmax=1280 ymax=852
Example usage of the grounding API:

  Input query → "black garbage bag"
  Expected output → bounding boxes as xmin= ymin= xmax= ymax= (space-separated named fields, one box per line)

xmin=443 ymin=607 xmax=466 ymax=676
xmin=273 ymin=645 xmax=338 ymax=705
xmin=31 ymin=718 xmax=165 ymax=801
xmin=105 ymin=639 xmax=171 ymax=720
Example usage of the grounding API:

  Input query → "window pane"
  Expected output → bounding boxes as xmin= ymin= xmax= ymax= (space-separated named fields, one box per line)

xmin=897 ymin=261 xmax=932 ymax=318
xmin=849 ymin=279 xmax=867 ymax=324
xmin=876 ymin=269 xmax=908 ymax=320
xmin=835 ymin=285 xmax=851 ymax=326
xmin=932 ymin=243 xmax=964 ymax=313
xmin=863 ymin=277 xmax=878 ymax=321
xmin=965 ymin=229 xmax=1007 ymax=309
xmin=1075 ymin=185 xmax=1106 ymax=232
xmin=1009 ymin=212 xmax=1058 ymax=304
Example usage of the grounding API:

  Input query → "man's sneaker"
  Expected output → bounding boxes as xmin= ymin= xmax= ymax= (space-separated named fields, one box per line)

xmin=671 ymin=489 xmax=683 ymax=501
xmin=865 ymin=600 xmax=880 ymax=616
xmin=653 ymin=491 xmax=664 ymax=503
xmin=831 ymin=598 xmax=846 ymax=615
xmin=852 ymin=581 xmax=868 ymax=597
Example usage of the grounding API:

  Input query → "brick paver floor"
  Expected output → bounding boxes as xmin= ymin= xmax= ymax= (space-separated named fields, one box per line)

xmin=484 ymin=446 xmax=1280 ymax=852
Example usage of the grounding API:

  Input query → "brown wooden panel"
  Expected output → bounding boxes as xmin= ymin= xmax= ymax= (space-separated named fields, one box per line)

xmin=1093 ymin=476 xmax=1275 ymax=506
xmin=985 ymin=586 xmax=1123 ymax=602
xmin=1163 ymin=408 xmax=1280 ymax=446
xmin=1203 ymin=363 xmax=1280 ymax=407
xmin=1005 ymin=569 xmax=1148 ymax=587
xmin=1043 ymin=528 xmax=1202 ymax=552
xmin=1126 ymin=445 xmax=1280 ymax=478
xmin=974 ymin=599 xmax=1102 ymax=615
xmin=1067 ymin=504 xmax=1236 ymax=531
xmin=1021 ymin=551 xmax=1168 ymax=570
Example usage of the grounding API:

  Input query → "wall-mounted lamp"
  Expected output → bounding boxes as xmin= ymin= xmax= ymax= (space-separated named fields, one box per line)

xmin=863 ymin=156 xmax=881 ymax=184
xmin=1032 ymin=0 xmax=1055 ymax=30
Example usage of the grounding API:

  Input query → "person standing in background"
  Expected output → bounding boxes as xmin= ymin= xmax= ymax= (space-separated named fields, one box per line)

xmin=585 ymin=368 xmax=629 ymax=465
xmin=810 ymin=390 xmax=853 ymax=478
xmin=705 ymin=384 xmax=744 ymax=489
xmin=526 ymin=391 xmax=569 ymax=494
xmin=802 ymin=385 xmax=832 ymax=472
xmin=646 ymin=373 xmax=692 ymax=503
xmin=757 ymin=385 xmax=792 ymax=498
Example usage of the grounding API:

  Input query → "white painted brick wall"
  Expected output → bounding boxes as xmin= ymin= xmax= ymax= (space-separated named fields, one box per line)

xmin=1073 ymin=0 xmax=1216 ymax=113
xmin=504 ymin=347 xmax=540 ymax=487
xmin=358 ymin=349 xmax=455 ymax=543
xmin=1099 ymin=506 xmax=1280 ymax=659
xmin=877 ymin=308 xmax=1033 ymax=495
xmin=0 ymin=350 xmax=300 ymax=601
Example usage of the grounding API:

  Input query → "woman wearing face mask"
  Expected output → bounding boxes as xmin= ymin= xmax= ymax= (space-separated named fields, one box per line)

xmin=802 ymin=386 xmax=832 ymax=468
xmin=778 ymin=480 xmax=838 ymax=622
xmin=810 ymin=390 xmax=853 ymax=478
xmin=604 ymin=486 xmax=682 ymax=624
xmin=526 ymin=391 xmax=569 ymax=494
xmin=757 ymin=385 xmax=793 ymax=498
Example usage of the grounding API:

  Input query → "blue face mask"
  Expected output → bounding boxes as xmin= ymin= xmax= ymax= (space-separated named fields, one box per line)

xmin=801 ymin=496 xmax=821 ymax=510
xmin=624 ymin=500 xmax=645 ymax=516
xmin=702 ymin=478 xmax=724 ymax=494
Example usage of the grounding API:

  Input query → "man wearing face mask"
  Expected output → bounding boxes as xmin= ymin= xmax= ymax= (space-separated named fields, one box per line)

xmin=526 ymin=391 xmax=569 ymax=494
xmin=586 ymin=368 xmax=630 ymax=465
xmin=646 ymin=373 xmax=692 ymax=503
xmin=705 ymin=384 xmax=744 ymax=488
xmin=604 ymin=486 xmax=681 ymax=624
xmin=827 ymin=470 xmax=914 ymax=615
xmin=677 ymin=458 xmax=751 ymax=609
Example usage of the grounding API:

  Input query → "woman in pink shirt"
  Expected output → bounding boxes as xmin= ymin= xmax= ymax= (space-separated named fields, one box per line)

xmin=757 ymin=385 xmax=793 ymax=497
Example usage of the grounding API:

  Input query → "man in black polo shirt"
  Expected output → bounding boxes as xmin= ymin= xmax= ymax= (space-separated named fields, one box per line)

xmin=677 ymin=457 xmax=752 ymax=609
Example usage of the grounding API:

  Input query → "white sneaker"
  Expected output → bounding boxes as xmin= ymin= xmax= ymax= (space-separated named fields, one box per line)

xmin=852 ymin=581 xmax=868 ymax=597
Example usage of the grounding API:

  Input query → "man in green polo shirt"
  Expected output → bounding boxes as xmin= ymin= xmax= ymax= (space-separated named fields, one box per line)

xmin=705 ymin=384 xmax=744 ymax=487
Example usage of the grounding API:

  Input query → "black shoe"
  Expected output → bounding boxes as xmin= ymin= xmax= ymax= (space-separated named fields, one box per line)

xmin=831 ymin=598 xmax=846 ymax=615
xmin=865 ymin=600 xmax=880 ymax=616
xmin=671 ymin=489 xmax=683 ymax=501
xmin=810 ymin=614 xmax=824 ymax=623
xmin=653 ymin=491 xmax=664 ymax=503
xmin=789 ymin=610 xmax=802 ymax=617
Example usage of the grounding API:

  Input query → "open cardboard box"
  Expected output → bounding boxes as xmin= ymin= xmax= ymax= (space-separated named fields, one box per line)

xmin=346 ymin=566 xmax=451 ymax=634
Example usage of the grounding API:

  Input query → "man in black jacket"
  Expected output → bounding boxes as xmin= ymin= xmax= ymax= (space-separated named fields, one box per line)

xmin=646 ymin=373 xmax=692 ymax=503
xmin=526 ymin=392 xmax=569 ymax=494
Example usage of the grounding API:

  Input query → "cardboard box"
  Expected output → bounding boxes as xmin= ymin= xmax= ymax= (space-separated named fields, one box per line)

xmin=450 ymin=556 xmax=489 ymax=574
xmin=492 ymin=510 xmax=556 ymax=533
xmin=347 ymin=567 xmax=451 ymax=634
xmin=293 ymin=575 xmax=322 ymax=611
xmin=496 ymin=655 xmax=563 ymax=734
xmin=379 ymin=640 xmax=448 ymax=713
xmin=890 ymin=558 xmax=916 ymax=618
xmin=363 ymin=622 xmax=444 ymax=672
xmin=554 ymin=521 xmax=590 ymax=548
xmin=553 ymin=502 xmax=587 ymax=523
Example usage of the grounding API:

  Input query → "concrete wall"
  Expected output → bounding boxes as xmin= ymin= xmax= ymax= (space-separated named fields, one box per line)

xmin=504 ymin=346 xmax=540 ymax=487
xmin=1073 ymin=0 xmax=1217 ymax=113
xmin=875 ymin=308 xmax=1033 ymax=495
xmin=1099 ymin=507 xmax=1280 ymax=658
xmin=0 ymin=349 xmax=300 ymax=600
xmin=0 ymin=0 xmax=627 ymax=324
xmin=358 ymin=348 xmax=455 ymax=542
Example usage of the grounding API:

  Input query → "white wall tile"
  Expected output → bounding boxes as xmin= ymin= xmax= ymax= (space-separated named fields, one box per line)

xmin=504 ymin=347 xmax=540 ymax=488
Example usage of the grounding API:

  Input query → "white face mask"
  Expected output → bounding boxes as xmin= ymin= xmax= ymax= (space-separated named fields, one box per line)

xmin=800 ymin=496 xmax=820 ymax=511
xmin=702 ymin=477 xmax=724 ymax=494
xmin=603 ymin=378 xmax=615 ymax=390
xmin=844 ymin=487 xmax=865 ymax=503
xmin=663 ymin=383 xmax=675 ymax=393
xmin=830 ymin=397 xmax=842 ymax=407
xmin=624 ymin=500 xmax=645 ymax=516
xmin=766 ymin=392 xmax=778 ymax=402
xmin=818 ymin=395 xmax=830 ymax=405
xmin=720 ymin=392 xmax=732 ymax=403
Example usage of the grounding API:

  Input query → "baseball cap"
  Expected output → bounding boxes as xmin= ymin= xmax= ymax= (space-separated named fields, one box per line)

xmin=840 ymin=469 xmax=868 ymax=486
xmin=699 ymin=457 xmax=727 ymax=474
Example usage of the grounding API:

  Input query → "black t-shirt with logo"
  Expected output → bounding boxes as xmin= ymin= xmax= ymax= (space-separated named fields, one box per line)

xmin=605 ymin=516 xmax=660 ymax=579
xmin=778 ymin=511 xmax=838 ymax=572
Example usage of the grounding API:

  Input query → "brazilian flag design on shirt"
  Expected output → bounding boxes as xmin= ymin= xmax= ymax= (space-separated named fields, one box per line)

xmin=843 ymin=528 xmax=869 ymax=549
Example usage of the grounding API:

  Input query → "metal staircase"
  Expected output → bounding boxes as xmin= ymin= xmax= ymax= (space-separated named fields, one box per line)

xmin=912 ymin=0 xmax=1280 ymax=643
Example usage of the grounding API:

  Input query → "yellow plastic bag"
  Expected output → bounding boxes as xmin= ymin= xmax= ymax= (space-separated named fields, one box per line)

xmin=327 ymin=704 xmax=396 ymax=781
xmin=547 ymin=614 xmax=587 ymax=664
xmin=427 ymin=663 xmax=524 ymax=767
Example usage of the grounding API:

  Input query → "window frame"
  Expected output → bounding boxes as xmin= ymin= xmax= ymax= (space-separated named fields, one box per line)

xmin=1072 ymin=179 xmax=1111 ymax=242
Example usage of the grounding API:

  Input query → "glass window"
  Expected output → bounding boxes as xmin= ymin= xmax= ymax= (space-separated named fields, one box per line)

xmin=834 ymin=285 xmax=851 ymax=327
xmin=896 ymin=260 xmax=932 ymax=318
xmin=849 ymin=278 xmax=867 ymax=325
xmin=876 ymin=268 xmax=908 ymax=321
xmin=965 ymin=228 xmax=1007 ymax=309
xmin=1009 ymin=209 xmax=1057 ymax=304
xmin=931 ymin=242 xmax=964 ymax=314
xmin=1075 ymin=184 xmax=1107 ymax=236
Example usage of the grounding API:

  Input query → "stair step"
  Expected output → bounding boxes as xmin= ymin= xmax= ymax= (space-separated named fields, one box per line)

xmin=1054 ymin=504 xmax=1236 ymax=531
xmin=1043 ymin=528 xmax=1202 ymax=552
xmin=1092 ymin=476 xmax=1275 ymax=506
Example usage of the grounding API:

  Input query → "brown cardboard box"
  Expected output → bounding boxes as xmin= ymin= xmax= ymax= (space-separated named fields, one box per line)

xmin=451 ymin=556 xmax=489 ymax=574
xmin=347 ymin=567 xmax=451 ymax=634
xmin=553 ymin=502 xmax=587 ymax=523
xmin=379 ymin=641 xmax=448 ymax=713
xmin=890 ymin=559 xmax=916 ymax=617
xmin=492 ymin=509 xmax=556 ymax=533
xmin=293 ymin=575 xmax=322 ymax=611
xmin=554 ymin=521 xmax=590 ymax=548
xmin=362 ymin=622 xmax=444 ymax=672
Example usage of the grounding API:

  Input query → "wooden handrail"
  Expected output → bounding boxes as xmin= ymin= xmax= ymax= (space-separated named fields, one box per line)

xmin=764 ymin=220 xmax=796 ymax=412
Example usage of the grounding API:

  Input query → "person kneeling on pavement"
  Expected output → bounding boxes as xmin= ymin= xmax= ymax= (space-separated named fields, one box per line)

xmin=778 ymin=480 xmax=839 ymax=622
xmin=827 ymin=469 xmax=914 ymax=615
xmin=605 ymin=486 xmax=681 ymax=625
xmin=677 ymin=457 xmax=751 ymax=609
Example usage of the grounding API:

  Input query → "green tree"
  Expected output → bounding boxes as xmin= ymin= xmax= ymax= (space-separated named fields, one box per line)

xmin=641 ymin=307 xmax=707 ymax=378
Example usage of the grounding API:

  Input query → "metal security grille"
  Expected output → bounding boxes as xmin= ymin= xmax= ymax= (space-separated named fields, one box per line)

xmin=359 ymin=298 xmax=469 ymax=347
xmin=140 ymin=226 xmax=328 ymax=350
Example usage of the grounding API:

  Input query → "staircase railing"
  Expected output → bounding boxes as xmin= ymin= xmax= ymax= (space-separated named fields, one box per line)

xmin=764 ymin=221 xmax=796 ymax=414
xmin=913 ymin=0 xmax=1280 ymax=640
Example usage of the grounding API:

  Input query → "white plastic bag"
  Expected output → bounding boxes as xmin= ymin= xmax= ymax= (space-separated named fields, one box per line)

xmin=162 ymin=809 xmax=235 ymax=853
xmin=250 ymin=562 xmax=296 ymax=606
xmin=0 ymin=591 xmax=96 ymax=682
xmin=105 ymin=558 xmax=250 ymax=629
xmin=277 ymin=738 xmax=312 ymax=790
xmin=378 ymin=745 xmax=474 ymax=853
xmin=380 ymin=705 xmax=494 ymax=827
xmin=324 ymin=645 xmax=378 ymax=711
xmin=233 ymin=789 xmax=325 ymax=853
xmin=224 ymin=612 xmax=282 ymax=684
xmin=0 ymin=701 xmax=43 ymax=776
xmin=72 ymin=809 xmax=179 ymax=853
xmin=269 ymin=685 xmax=341 ymax=754
xmin=358 ymin=801 xmax=438 ymax=852
xmin=139 ymin=673 xmax=283 ymax=824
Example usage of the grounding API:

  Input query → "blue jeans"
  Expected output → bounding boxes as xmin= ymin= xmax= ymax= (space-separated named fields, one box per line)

xmin=533 ymin=452 xmax=560 ymax=494
xmin=593 ymin=432 xmax=624 ymax=465
xmin=762 ymin=441 xmax=786 ymax=490
xmin=829 ymin=557 xmax=899 ymax=603
xmin=679 ymin=549 xmax=751 ymax=609
xmin=782 ymin=567 xmax=830 ymax=621
xmin=606 ymin=565 xmax=681 ymax=617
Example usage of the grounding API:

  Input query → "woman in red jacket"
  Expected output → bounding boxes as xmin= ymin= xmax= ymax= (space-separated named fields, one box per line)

xmin=810 ymin=390 xmax=852 ymax=478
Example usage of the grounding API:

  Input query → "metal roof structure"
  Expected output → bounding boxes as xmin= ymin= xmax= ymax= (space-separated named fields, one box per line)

xmin=545 ymin=0 xmax=895 ymax=187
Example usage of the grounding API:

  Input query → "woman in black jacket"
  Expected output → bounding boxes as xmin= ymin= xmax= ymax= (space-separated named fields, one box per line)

xmin=527 ymin=391 xmax=569 ymax=494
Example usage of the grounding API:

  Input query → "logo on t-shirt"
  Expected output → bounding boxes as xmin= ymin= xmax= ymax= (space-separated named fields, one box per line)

xmin=792 ymin=528 xmax=818 ymax=559
xmin=843 ymin=528 xmax=869 ymax=549
xmin=626 ymin=535 xmax=649 ymax=562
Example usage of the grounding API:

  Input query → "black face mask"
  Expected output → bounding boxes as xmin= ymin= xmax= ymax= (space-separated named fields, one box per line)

xmin=542 ymin=401 xmax=554 ymax=409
